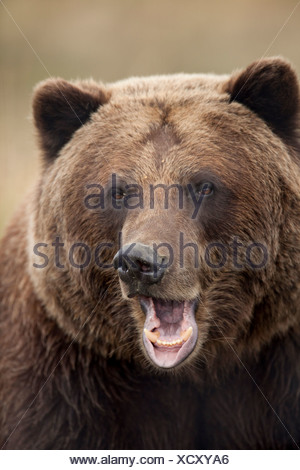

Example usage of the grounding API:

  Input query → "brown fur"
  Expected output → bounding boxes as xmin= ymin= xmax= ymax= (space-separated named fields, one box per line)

xmin=0 ymin=57 xmax=300 ymax=449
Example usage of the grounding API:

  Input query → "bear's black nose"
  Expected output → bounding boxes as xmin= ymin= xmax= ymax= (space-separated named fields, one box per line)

xmin=113 ymin=243 xmax=168 ymax=285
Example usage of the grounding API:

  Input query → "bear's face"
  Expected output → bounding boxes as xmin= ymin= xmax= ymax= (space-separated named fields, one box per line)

xmin=30 ymin=58 xmax=300 ymax=371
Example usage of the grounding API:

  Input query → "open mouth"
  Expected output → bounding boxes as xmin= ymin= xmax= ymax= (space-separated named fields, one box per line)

xmin=140 ymin=296 xmax=198 ymax=368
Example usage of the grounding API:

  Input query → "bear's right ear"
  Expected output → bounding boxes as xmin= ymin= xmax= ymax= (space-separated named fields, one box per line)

xmin=33 ymin=78 xmax=109 ymax=161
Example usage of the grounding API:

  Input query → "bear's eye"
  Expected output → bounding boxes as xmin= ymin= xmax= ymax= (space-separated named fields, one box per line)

xmin=112 ymin=189 xmax=126 ymax=200
xmin=196 ymin=182 xmax=214 ymax=196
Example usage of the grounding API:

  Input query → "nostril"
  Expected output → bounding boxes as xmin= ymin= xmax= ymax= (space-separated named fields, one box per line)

xmin=113 ymin=243 xmax=168 ymax=286
xmin=122 ymin=261 xmax=129 ymax=272
xmin=136 ymin=260 xmax=152 ymax=273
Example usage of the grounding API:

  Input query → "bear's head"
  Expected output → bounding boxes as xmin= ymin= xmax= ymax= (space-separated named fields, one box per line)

xmin=29 ymin=57 xmax=300 ymax=372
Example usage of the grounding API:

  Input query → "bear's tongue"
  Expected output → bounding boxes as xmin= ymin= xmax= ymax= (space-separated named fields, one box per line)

xmin=140 ymin=297 xmax=198 ymax=368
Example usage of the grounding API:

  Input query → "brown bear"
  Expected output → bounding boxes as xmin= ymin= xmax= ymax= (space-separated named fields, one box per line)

xmin=0 ymin=57 xmax=300 ymax=450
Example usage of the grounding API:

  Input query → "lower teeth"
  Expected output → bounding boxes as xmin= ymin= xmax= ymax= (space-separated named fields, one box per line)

xmin=157 ymin=339 xmax=182 ymax=346
xmin=144 ymin=326 xmax=193 ymax=346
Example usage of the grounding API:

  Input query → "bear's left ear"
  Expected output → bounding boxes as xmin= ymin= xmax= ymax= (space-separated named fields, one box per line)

xmin=33 ymin=78 xmax=109 ymax=162
xmin=225 ymin=57 xmax=300 ymax=146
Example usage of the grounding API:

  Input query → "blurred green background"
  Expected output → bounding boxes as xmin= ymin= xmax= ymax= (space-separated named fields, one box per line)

xmin=1 ymin=0 xmax=300 ymax=236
